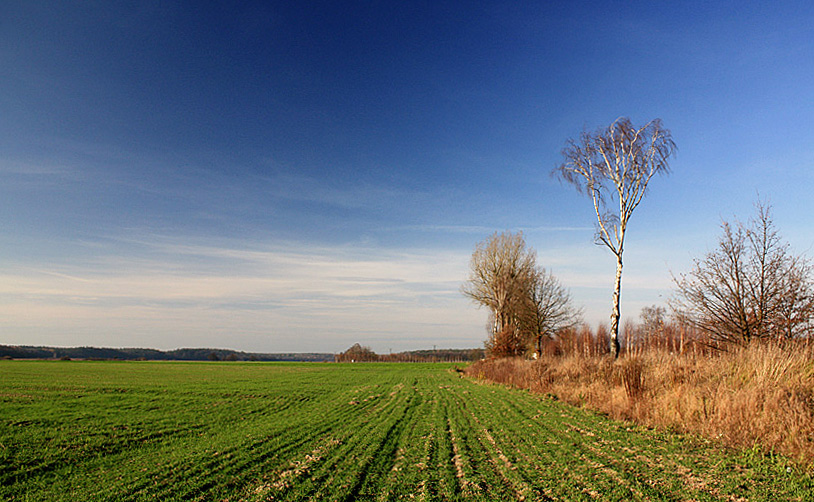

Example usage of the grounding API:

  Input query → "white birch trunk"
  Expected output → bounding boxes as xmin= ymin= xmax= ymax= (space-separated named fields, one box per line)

xmin=610 ymin=253 xmax=623 ymax=358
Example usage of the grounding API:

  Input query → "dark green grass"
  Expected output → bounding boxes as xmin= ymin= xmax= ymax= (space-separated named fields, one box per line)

xmin=1 ymin=360 xmax=811 ymax=501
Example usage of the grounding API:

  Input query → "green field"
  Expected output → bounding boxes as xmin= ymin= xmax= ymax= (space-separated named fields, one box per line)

xmin=1 ymin=361 xmax=811 ymax=501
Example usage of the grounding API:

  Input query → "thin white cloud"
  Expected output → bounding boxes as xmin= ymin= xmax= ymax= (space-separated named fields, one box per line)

xmin=0 ymin=237 xmax=485 ymax=352
xmin=520 ymin=225 xmax=595 ymax=233
xmin=393 ymin=224 xmax=594 ymax=234
xmin=0 ymin=162 xmax=76 ymax=177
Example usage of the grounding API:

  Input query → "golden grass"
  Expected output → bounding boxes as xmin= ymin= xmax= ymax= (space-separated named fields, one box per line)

xmin=466 ymin=340 xmax=814 ymax=466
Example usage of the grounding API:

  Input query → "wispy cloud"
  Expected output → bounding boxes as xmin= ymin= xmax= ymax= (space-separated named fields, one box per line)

xmin=0 ymin=236 xmax=484 ymax=352
xmin=387 ymin=224 xmax=497 ymax=234
xmin=390 ymin=224 xmax=595 ymax=236
xmin=519 ymin=225 xmax=595 ymax=233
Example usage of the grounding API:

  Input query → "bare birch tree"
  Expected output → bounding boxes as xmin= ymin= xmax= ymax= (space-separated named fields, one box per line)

xmin=672 ymin=202 xmax=814 ymax=345
xmin=555 ymin=117 xmax=675 ymax=358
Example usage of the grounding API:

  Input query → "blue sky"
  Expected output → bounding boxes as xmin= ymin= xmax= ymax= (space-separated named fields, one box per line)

xmin=2 ymin=1 xmax=814 ymax=353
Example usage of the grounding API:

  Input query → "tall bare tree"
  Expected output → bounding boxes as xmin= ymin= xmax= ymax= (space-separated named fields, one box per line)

xmin=522 ymin=266 xmax=582 ymax=358
xmin=672 ymin=202 xmax=814 ymax=345
xmin=461 ymin=231 xmax=537 ymax=356
xmin=555 ymin=117 xmax=675 ymax=358
xmin=462 ymin=232 xmax=582 ymax=357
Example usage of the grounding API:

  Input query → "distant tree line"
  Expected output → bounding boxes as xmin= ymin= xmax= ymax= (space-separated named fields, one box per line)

xmin=335 ymin=343 xmax=485 ymax=363
xmin=0 ymin=344 xmax=486 ymax=363
xmin=0 ymin=345 xmax=335 ymax=362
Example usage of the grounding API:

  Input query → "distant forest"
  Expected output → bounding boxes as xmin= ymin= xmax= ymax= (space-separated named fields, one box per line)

xmin=0 ymin=344 xmax=484 ymax=363
xmin=0 ymin=345 xmax=333 ymax=362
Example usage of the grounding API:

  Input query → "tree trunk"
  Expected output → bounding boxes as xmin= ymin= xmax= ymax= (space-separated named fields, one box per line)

xmin=610 ymin=253 xmax=623 ymax=358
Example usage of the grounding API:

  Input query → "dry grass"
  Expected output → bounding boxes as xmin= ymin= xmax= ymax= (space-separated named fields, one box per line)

xmin=467 ymin=332 xmax=814 ymax=467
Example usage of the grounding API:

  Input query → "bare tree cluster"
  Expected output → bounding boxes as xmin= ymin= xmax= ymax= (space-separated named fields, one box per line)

xmin=462 ymin=231 xmax=581 ymax=357
xmin=672 ymin=202 xmax=814 ymax=345
xmin=555 ymin=117 xmax=676 ymax=358
xmin=462 ymin=116 xmax=811 ymax=356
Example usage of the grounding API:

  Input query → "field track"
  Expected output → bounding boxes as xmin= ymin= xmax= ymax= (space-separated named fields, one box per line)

xmin=1 ymin=361 xmax=811 ymax=501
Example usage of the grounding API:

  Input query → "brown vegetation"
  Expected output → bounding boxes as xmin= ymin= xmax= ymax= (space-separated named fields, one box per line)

xmin=466 ymin=324 xmax=814 ymax=466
